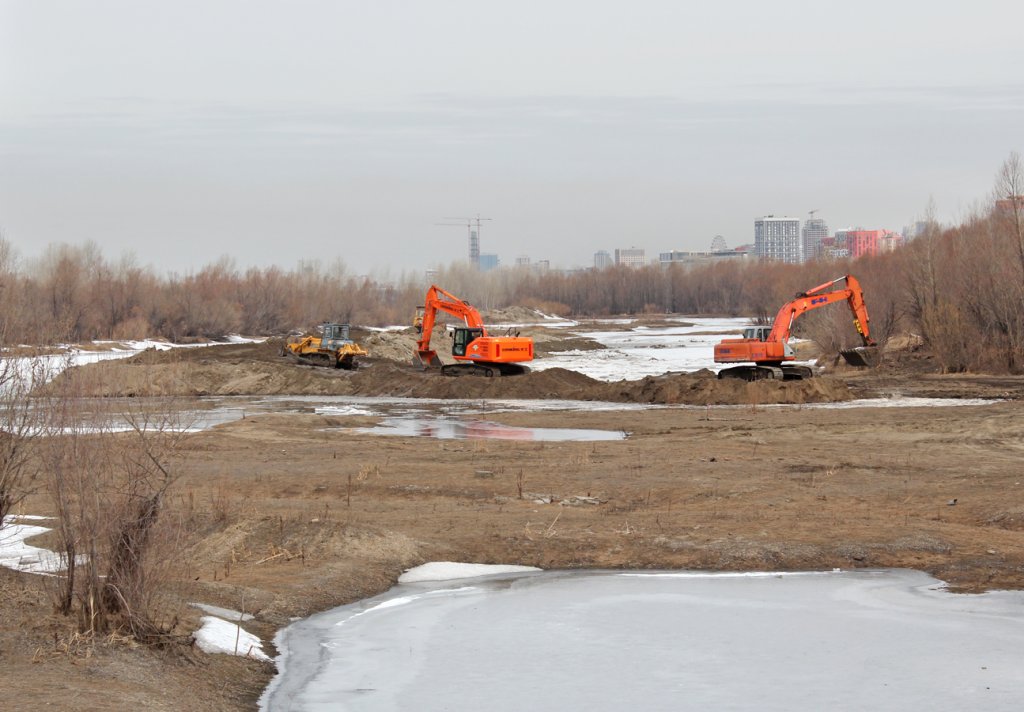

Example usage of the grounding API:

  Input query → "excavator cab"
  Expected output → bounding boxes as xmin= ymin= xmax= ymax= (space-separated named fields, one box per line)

xmin=742 ymin=326 xmax=772 ymax=341
xmin=451 ymin=327 xmax=484 ymax=357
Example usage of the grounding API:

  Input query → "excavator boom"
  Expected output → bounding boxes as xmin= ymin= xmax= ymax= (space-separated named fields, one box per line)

xmin=413 ymin=285 xmax=534 ymax=376
xmin=714 ymin=274 xmax=877 ymax=380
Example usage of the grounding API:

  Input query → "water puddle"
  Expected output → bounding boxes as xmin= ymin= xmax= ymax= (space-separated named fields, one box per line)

xmin=262 ymin=568 xmax=1024 ymax=711
xmin=13 ymin=392 xmax=1001 ymax=438
xmin=347 ymin=416 xmax=626 ymax=441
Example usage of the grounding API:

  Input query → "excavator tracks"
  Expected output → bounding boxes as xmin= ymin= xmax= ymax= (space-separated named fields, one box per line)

xmin=717 ymin=365 xmax=813 ymax=381
xmin=440 ymin=362 xmax=530 ymax=377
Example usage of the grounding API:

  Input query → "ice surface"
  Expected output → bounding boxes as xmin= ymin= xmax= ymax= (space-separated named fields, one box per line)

xmin=532 ymin=317 xmax=757 ymax=380
xmin=261 ymin=568 xmax=1024 ymax=712
xmin=313 ymin=405 xmax=378 ymax=417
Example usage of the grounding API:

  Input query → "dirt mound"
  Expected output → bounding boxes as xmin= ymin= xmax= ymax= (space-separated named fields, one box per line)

xmin=604 ymin=371 xmax=852 ymax=405
xmin=343 ymin=363 xmax=606 ymax=400
xmin=52 ymin=335 xmax=853 ymax=405
xmin=55 ymin=352 xmax=852 ymax=405
xmin=125 ymin=339 xmax=285 ymax=366
xmin=358 ymin=329 xmax=423 ymax=363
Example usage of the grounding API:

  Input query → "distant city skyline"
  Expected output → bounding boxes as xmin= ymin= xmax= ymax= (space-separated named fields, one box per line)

xmin=2 ymin=1 xmax=1022 ymax=276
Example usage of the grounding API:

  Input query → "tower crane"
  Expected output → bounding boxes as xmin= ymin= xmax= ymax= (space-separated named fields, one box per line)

xmin=435 ymin=215 xmax=492 ymax=269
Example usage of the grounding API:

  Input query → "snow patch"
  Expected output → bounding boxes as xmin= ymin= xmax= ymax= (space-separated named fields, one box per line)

xmin=398 ymin=561 xmax=542 ymax=583
xmin=313 ymin=405 xmax=377 ymax=417
xmin=194 ymin=616 xmax=270 ymax=661
xmin=0 ymin=515 xmax=70 ymax=574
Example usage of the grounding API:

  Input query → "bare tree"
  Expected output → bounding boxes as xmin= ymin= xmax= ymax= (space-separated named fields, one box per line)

xmin=39 ymin=364 xmax=190 ymax=640
xmin=993 ymin=151 xmax=1024 ymax=276
xmin=0 ymin=350 xmax=50 ymax=524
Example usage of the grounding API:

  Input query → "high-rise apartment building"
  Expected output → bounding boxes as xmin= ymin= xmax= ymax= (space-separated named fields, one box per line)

xmin=594 ymin=250 xmax=613 ymax=270
xmin=802 ymin=218 xmax=828 ymax=261
xmin=478 ymin=253 xmax=499 ymax=272
xmin=754 ymin=216 xmax=802 ymax=263
xmin=614 ymin=247 xmax=646 ymax=268
xmin=469 ymin=228 xmax=480 ymax=269
xmin=846 ymin=229 xmax=903 ymax=258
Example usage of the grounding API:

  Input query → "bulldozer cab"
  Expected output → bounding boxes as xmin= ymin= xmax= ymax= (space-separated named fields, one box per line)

xmin=451 ymin=327 xmax=484 ymax=357
xmin=320 ymin=323 xmax=352 ymax=349
xmin=743 ymin=326 xmax=772 ymax=341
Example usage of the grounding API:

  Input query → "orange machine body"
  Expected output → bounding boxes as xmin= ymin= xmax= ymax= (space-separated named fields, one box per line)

xmin=414 ymin=285 xmax=533 ymax=375
xmin=714 ymin=274 xmax=876 ymax=379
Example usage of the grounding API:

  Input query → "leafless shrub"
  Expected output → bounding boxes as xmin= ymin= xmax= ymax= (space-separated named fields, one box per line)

xmin=0 ymin=334 xmax=54 ymax=523
xmin=38 ymin=365 xmax=191 ymax=643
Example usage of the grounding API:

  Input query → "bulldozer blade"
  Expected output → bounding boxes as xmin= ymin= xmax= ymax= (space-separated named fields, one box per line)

xmin=840 ymin=346 xmax=880 ymax=368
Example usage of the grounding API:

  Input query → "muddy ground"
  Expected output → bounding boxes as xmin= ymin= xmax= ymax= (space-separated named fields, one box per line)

xmin=4 ymin=325 xmax=1024 ymax=710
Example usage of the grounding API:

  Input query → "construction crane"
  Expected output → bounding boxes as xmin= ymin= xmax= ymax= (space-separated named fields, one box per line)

xmin=435 ymin=215 xmax=492 ymax=269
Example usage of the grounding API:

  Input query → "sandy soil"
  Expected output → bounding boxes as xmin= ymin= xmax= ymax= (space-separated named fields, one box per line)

xmin=4 ymin=330 xmax=1024 ymax=710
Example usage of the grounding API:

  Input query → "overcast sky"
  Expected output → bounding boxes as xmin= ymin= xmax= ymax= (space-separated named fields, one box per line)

xmin=2 ymin=1 xmax=1023 ymax=276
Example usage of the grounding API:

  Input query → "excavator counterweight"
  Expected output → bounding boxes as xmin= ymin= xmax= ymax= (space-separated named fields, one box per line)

xmin=714 ymin=274 xmax=878 ymax=380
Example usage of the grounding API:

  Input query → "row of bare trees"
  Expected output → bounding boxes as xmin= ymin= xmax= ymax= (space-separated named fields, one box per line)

xmin=2 ymin=154 xmax=1022 ymax=371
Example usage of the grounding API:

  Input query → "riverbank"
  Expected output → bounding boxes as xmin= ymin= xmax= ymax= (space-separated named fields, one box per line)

xmin=3 ymin=328 xmax=1023 ymax=710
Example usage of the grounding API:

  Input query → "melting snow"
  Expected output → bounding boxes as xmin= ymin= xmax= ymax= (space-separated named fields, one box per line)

xmin=0 ymin=515 xmax=69 ymax=574
xmin=399 ymin=561 xmax=542 ymax=583
xmin=194 ymin=616 xmax=270 ymax=661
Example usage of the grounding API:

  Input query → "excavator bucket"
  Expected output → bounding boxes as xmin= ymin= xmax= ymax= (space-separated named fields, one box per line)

xmin=412 ymin=350 xmax=443 ymax=371
xmin=840 ymin=346 xmax=880 ymax=368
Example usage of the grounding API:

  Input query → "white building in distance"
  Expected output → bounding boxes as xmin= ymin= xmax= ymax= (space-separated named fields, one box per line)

xmin=614 ymin=247 xmax=646 ymax=268
xmin=755 ymin=216 xmax=802 ymax=263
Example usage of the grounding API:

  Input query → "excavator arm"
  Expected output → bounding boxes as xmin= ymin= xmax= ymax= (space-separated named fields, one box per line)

xmin=414 ymin=285 xmax=489 ymax=368
xmin=715 ymin=274 xmax=878 ymax=379
xmin=767 ymin=275 xmax=875 ymax=348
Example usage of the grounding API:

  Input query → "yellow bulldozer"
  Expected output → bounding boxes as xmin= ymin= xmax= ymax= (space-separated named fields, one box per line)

xmin=281 ymin=323 xmax=368 ymax=369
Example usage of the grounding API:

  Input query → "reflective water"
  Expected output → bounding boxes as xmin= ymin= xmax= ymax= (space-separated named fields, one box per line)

xmin=261 ymin=569 xmax=1024 ymax=712
xmin=348 ymin=416 xmax=627 ymax=441
xmin=9 ymin=391 xmax=1001 ymax=437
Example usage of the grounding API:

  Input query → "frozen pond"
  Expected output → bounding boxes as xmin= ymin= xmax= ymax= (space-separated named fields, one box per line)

xmin=533 ymin=316 xmax=758 ymax=380
xmin=261 ymin=568 xmax=1024 ymax=711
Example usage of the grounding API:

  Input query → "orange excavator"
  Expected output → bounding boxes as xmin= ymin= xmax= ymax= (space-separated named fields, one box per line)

xmin=714 ymin=274 xmax=878 ymax=380
xmin=413 ymin=285 xmax=534 ymax=377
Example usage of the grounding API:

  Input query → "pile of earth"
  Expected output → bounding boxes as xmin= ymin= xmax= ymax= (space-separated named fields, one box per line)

xmin=50 ymin=339 xmax=853 ymax=405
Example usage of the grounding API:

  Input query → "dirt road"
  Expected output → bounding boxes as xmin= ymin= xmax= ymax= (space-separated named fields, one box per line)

xmin=3 ymin=333 xmax=1024 ymax=710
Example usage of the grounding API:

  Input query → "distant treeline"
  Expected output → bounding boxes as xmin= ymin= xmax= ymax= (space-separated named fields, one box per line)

xmin=2 ymin=154 xmax=1022 ymax=373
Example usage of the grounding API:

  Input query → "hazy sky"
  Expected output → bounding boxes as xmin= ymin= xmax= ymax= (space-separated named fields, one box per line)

xmin=2 ymin=1 xmax=1023 ymax=276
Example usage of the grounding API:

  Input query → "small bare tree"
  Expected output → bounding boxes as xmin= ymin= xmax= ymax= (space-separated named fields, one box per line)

xmin=40 ymin=363 xmax=191 ymax=640
xmin=0 ymin=301 xmax=54 ymax=524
